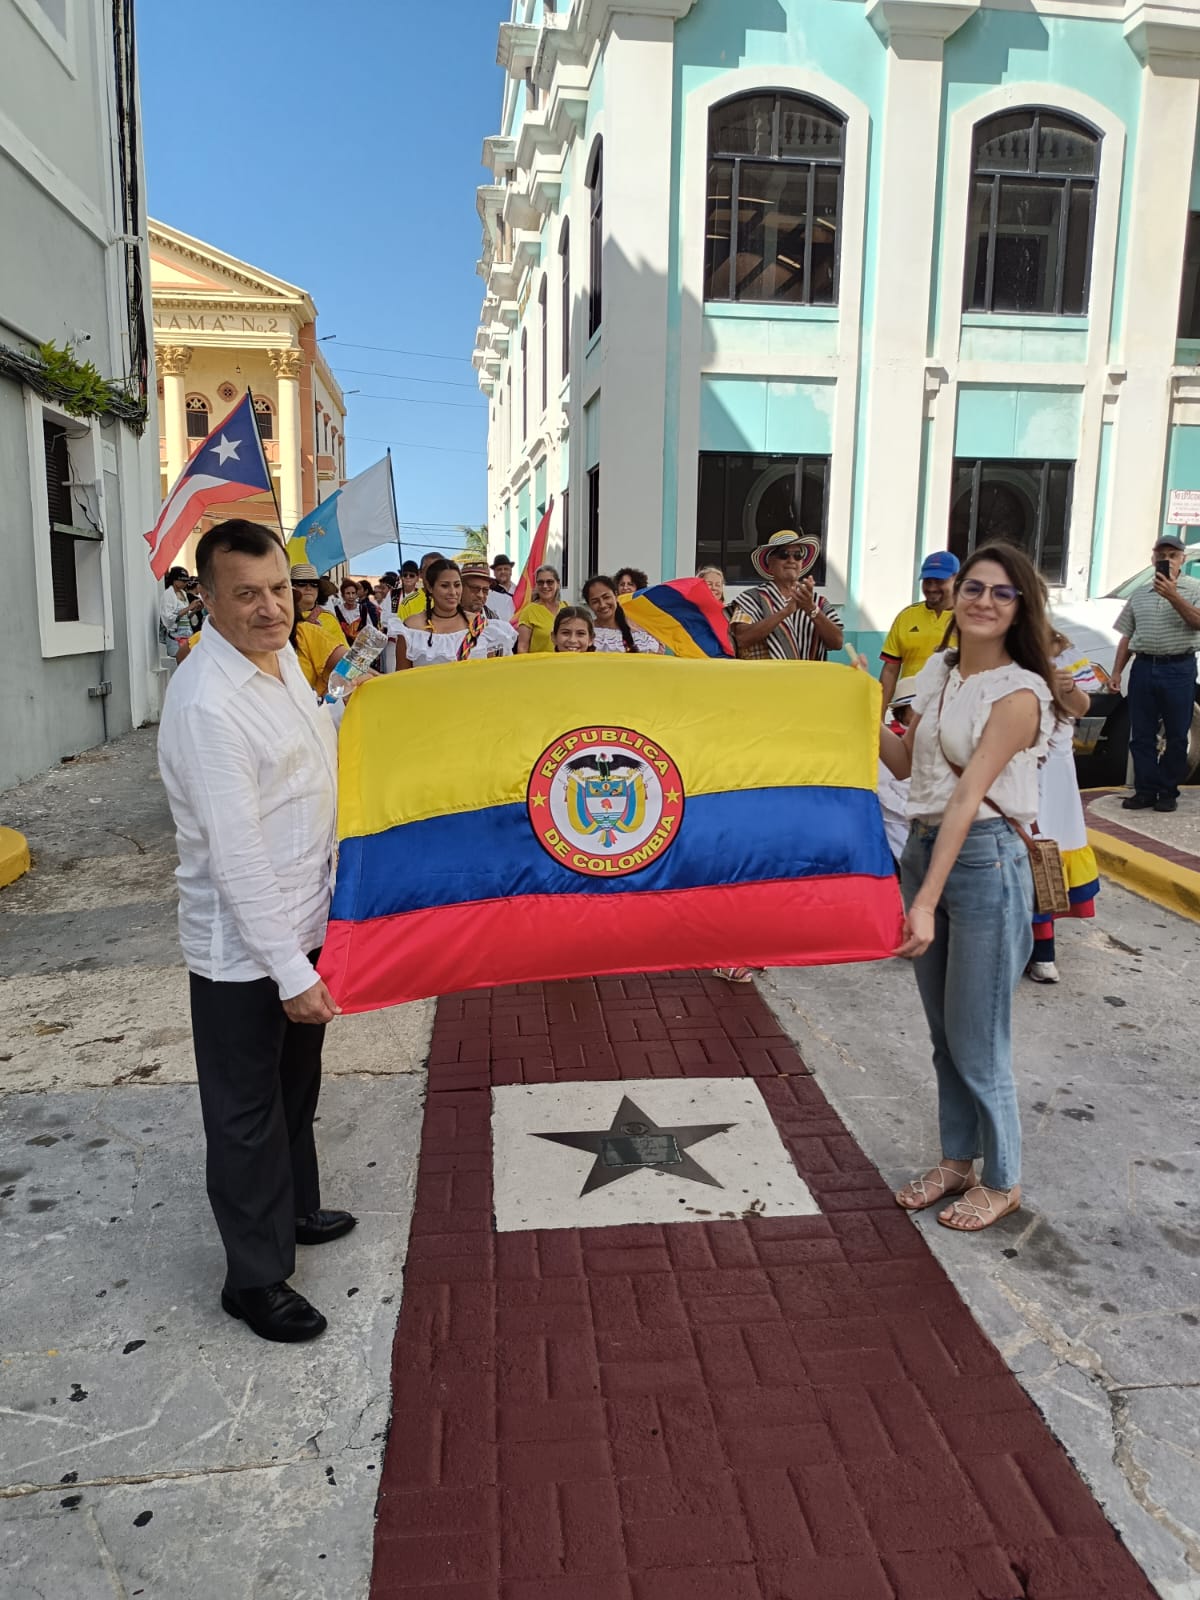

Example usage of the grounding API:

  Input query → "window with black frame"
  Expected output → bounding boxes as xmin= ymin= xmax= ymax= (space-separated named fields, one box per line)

xmin=697 ymin=452 xmax=829 ymax=585
xmin=587 ymin=143 xmax=603 ymax=338
xmin=964 ymin=109 xmax=1099 ymax=317
xmin=560 ymin=222 xmax=571 ymax=379
xmin=586 ymin=465 xmax=600 ymax=574
xmin=185 ymin=395 xmax=210 ymax=440
xmin=704 ymin=92 xmax=844 ymax=306
xmin=1180 ymin=212 xmax=1200 ymax=339
xmin=949 ymin=458 xmax=1073 ymax=584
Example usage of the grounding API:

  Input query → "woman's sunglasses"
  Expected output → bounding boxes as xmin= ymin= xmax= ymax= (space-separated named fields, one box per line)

xmin=958 ymin=579 xmax=1021 ymax=605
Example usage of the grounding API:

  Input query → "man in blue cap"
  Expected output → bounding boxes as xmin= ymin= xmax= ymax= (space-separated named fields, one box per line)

xmin=878 ymin=551 xmax=960 ymax=712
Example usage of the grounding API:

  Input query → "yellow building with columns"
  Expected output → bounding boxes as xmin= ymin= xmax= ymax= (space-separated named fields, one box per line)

xmin=149 ymin=220 xmax=345 ymax=567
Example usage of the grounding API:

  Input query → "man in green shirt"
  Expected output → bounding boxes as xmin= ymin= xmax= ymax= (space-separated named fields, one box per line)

xmin=1111 ymin=533 xmax=1200 ymax=812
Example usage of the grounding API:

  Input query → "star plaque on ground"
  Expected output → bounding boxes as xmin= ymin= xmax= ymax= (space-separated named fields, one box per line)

xmin=532 ymin=1094 xmax=734 ymax=1195
xmin=491 ymin=1078 xmax=820 ymax=1232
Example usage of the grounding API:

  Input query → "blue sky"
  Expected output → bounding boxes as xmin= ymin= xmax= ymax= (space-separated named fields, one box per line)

xmin=138 ymin=0 xmax=504 ymax=571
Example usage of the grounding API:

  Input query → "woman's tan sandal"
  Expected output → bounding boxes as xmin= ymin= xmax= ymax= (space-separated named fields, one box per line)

xmin=712 ymin=968 xmax=755 ymax=984
xmin=894 ymin=1164 xmax=974 ymax=1212
xmin=937 ymin=1184 xmax=1021 ymax=1233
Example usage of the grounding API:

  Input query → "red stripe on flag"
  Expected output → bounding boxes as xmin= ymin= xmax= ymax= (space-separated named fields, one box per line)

xmin=510 ymin=499 xmax=555 ymax=615
xmin=148 ymin=479 xmax=271 ymax=579
xmin=318 ymin=874 xmax=903 ymax=1013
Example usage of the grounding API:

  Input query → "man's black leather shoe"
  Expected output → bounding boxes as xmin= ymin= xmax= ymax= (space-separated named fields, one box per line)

xmin=221 ymin=1281 xmax=327 ymax=1343
xmin=295 ymin=1208 xmax=358 ymax=1246
xmin=1121 ymin=793 xmax=1157 ymax=810
xmin=1155 ymin=796 xmax=1178 ymax=813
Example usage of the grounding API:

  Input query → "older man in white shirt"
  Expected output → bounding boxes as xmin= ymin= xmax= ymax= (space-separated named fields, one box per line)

xmin=158 ymin=519 xmax=354 ymax=1344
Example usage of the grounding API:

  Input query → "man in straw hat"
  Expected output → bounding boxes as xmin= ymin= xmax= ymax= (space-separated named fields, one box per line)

xmin=458 ymin=553 xmax=514 ymax=623
xmin=730 ymin=529 xmax=844 ymax=662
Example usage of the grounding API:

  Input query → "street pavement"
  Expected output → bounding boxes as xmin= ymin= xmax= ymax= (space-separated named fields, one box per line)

xmin=0 ymin=730 xmax=433 ymax=1599
xmin=1 ymin=728 xmax=1197 ymax=1598
xmin=768 ymin=888 xmax=1200 ymax=1599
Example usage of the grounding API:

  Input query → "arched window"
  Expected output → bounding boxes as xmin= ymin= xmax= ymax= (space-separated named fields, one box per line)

xmin=964 ymin=109 xmax=1099 ymax=316
xmin=704 ymin=92 xmax=844 ymax=305
xmin=587 ymin=141 xmax=603 ymax=337
xmin=253 ymin=395 xmax=274 ymax=441
xmin=185 ymin=394 xmax=210 ymax=440
xmin=559 ymin=221 xmax=571 ymax=380
xmin=521 ymin=330 xmax=528 ymax=441
xmin=538 ymin=276 xmax=548 ymax=415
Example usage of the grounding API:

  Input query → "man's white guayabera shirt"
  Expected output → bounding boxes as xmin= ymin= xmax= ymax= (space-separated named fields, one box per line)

xmin=158 ymin=623 xmax=338 ymax=1001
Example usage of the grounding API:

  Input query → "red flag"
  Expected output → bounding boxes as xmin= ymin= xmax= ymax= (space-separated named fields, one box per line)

xmin=145 ymin=393 xmax=273 ymax=579
xmin=509 ymin=499 xmax=555 ymax=615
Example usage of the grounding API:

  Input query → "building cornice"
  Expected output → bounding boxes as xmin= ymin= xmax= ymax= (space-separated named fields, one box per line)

xmin=503 ymin=182 xmax=543 ymax=235
xmin=1124 ymin=2 xmax=1200 ymax=67
xmin=497 ymin=21 xmax=541 ymax=76
xmin=572 ymin=0 xmax=701 ymax=50
xmin=866 ymin=0 xmax=981 ymax=44
xmin=482 ymin=135 xmax=517 ymax=178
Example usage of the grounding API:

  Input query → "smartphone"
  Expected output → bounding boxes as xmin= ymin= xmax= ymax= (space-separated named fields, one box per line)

xmin=1156 ymin=559 xmax=1171 ymax=578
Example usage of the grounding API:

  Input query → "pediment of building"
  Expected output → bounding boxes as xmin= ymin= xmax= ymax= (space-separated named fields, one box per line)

xmin=147 ymin=220 xmax=316 ymax=318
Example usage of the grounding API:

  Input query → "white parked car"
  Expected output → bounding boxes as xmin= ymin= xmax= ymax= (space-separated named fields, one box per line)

xmin=1052 ymin=554 xmax=1200 ymax=787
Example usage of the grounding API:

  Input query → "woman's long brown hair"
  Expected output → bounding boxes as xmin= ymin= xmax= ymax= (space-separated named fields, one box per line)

xmin=944 ymin=543 xmax=1072 ymax=722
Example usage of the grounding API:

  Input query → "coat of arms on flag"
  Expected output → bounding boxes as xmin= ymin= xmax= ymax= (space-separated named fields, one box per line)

xmin=145 ymin=391 xmax=273 ymax=578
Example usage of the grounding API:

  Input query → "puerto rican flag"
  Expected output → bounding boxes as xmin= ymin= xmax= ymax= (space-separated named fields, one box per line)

xmin=145 ymin=392 xmax=273 ymax=578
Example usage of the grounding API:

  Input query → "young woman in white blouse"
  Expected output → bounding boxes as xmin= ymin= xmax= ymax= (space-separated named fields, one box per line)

xmin=880 ymin=544 xmax=1070 ymax=1233
xmin=394 ymin=559 xmax=516 ymax=668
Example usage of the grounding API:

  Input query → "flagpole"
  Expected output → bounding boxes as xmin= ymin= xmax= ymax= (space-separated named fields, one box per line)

xmin=386 ymin=448 xmax=403 ymax=571
xmin=247 ymin=386 xmax=285 ymax=544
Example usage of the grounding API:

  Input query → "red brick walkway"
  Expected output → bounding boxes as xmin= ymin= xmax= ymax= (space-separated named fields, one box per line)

xmin=369 ymin=973 xmax=1154 ymax=1600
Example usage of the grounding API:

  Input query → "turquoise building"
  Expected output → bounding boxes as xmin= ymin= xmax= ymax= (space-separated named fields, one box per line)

xmin=474 ymin=0 xmax=1200 ymax=657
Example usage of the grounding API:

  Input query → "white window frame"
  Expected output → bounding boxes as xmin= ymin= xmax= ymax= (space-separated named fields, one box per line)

xmin=25 ymin=392 xmax=114 ymax=658
xmin=10 ymin=0 xmax=77 ymax=77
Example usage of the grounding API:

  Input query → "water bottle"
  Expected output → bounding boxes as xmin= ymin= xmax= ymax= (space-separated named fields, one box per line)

xmin=325 ymin=622 xmax=387 ymax=702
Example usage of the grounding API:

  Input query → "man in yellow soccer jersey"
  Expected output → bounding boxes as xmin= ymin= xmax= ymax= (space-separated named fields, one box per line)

xmin=879 ymin=551 xmax=959 ymax=711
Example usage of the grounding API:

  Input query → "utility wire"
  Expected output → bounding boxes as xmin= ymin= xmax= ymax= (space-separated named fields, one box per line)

xmin=346 ymin=433 xmax=485 ymax=457
xmin=324 ymin=338 xmax=474 ymax=365
xmin=333 ymin=365 xmax=478 ymax=391
xmin=351 ymin=391 xmax=481 ymax=410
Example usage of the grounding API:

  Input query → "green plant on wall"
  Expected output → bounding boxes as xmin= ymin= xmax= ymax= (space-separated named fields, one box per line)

xmin=0 ymin=339 xmax=147 ymax=431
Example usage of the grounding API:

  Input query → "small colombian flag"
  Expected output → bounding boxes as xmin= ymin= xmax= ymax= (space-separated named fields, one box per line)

xmin=319 ymin=656 xmax=903 ymax=1011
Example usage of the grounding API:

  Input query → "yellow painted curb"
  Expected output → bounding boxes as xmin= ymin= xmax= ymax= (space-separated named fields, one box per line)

xmin=1087 ymin=825 xmax=1200 ymax=923
xmin=0 ymin=826 xmax=30 ymax=889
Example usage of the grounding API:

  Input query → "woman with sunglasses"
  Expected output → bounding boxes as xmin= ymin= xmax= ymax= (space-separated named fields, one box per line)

xmin=515 ymin=565 xmax=566 ymax=654
xmin=880 ymin=544 xmax=1072 ymax=1234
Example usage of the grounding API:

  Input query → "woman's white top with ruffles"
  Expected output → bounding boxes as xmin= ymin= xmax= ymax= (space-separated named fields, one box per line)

xmin=906 ymin=654 xmax=1055 ymax=828
xmin=401 ymin=617 xmax=516 ymax=667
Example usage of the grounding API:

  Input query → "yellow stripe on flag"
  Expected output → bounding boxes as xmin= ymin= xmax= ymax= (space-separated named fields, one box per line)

xmin=286 ymin=536 xmax=308 ymax=565
xmin=337 ymin=655 xmax=882 ymax=841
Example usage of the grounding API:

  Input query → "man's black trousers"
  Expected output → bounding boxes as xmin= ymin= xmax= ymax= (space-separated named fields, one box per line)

xmin=189 ymin=962 xmax=324 ymax=1289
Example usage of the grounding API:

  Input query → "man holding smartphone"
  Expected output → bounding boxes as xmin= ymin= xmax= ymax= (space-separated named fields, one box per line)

xmin=1110 ymin=533 xmax=1200 ymax=813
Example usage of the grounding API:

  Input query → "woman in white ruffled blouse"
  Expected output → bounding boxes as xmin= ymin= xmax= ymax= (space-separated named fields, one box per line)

xmin=393 ymin=559 xmax=516 ymax=668
xmin=880 ymin=544 xmax=1071 ymax=1234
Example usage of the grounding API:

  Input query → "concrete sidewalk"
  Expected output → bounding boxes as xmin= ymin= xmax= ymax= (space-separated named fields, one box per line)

xmin=1086 ymin=788 xmax=1200 ymax=923
xmin=0 ymin=731 xmax=433 ymax=1599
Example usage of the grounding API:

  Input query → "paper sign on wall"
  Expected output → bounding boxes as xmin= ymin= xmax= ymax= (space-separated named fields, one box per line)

xmin=1167 ymin=489 xmax=1200 ymax=526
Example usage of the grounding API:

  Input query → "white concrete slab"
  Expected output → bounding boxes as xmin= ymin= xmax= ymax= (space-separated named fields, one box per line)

xmin=491 ymin=1077 xmax=818 ymax=1233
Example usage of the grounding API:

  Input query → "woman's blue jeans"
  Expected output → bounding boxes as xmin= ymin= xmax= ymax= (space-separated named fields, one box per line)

xmin=900 ymin=817 xmax=1033 ymax=1191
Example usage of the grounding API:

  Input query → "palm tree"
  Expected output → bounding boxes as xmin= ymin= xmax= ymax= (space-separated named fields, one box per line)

xmin=458 ymin=523 xmax=488 ymax=556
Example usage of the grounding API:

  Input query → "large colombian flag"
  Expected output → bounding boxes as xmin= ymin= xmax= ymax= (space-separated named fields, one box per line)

xmin=319 ymin=656 xmax=903 ymax=1012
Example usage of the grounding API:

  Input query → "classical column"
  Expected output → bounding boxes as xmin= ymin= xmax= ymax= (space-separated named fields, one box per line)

xmin=855 ymin=0 xmax=978 ymax=638
xmin=299 ymin=321 xmax=318 ymax=516
xmin=156 ymin=344 xmax=192 ymax=488
xmin=1103 ymin=8 xmax=1200 ymax=589
xmin=269 ymin=347 xmax=305 ymax=536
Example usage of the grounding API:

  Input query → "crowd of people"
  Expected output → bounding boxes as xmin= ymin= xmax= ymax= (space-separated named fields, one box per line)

xmin=154 ymin=514 xmax=1198 ymax=1341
